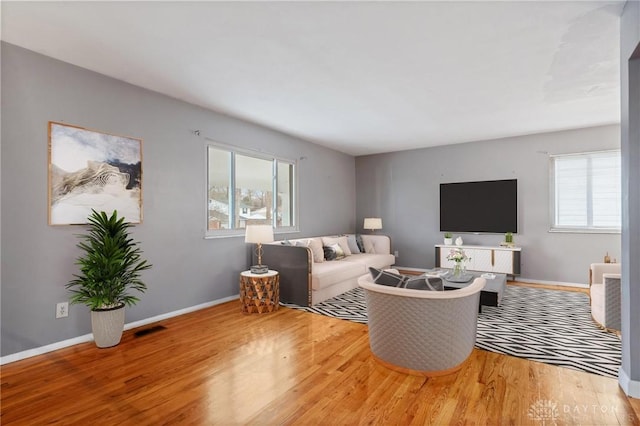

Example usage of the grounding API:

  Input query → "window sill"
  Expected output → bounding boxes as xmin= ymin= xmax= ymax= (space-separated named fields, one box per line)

xmin=205 ymin=227 xmax=299 ymax=239
xmin=549 ymin=228 xmax=621 ymax=234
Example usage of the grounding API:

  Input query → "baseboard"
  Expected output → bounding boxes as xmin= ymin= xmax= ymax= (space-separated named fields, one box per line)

xmin=619 ymin=367 xmax=640 ymax=398
xmin=0 ymin=294 xmax=239 ymax=366
xmin=394 ymin=267 xmax=589 ymax=289
xmin=515 ymin=277 xmax=588 ymax=289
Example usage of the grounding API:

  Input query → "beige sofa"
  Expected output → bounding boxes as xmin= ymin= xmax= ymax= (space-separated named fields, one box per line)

xmin=260 ymin=234 xmax=395 ymax=306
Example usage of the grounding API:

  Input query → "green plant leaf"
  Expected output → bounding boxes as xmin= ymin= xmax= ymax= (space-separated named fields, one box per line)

xmin=65 ymin=210 xmax=152 ymax=310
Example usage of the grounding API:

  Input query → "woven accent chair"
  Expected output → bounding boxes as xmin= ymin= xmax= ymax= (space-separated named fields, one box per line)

xmin=589 ymin=263 xmax=622 ymax=331
xmin=358 ymin=272 xmax=486 ymax=376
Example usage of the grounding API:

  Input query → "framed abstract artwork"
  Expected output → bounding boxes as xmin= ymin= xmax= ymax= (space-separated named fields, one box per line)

xmin=48 ymin=122 xmax=143 ymax=225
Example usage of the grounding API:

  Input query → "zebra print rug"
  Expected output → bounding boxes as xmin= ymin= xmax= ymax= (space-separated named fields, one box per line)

xmin=282 ymin=285 xmax=622 ymax=378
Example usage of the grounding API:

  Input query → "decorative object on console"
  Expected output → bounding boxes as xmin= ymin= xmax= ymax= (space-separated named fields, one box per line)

xmin=447 ymin=248 xmax=470 ymax=278
xmin=245 ymin=224 xmax=274 ymax=274
xmin=604 ymin=252 xmax=611 ymax=263
xmin=364 ymin=217 xmax=382 ymax=233
xmin=455 ymin=236 xmax=464 ymax=246
xmin=500 ymin=232 xmax=515 ymax=248
xmin=443 ymin=232 xmax=453 ymax=245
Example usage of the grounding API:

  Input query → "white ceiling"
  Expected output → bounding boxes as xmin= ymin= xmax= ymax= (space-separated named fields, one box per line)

xmin=1 ymin=1 xmax=624 ymax=156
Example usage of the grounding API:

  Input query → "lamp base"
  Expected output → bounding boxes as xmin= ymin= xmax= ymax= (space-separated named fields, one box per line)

xmin=250 ymin=265 xmax=269 ymax=274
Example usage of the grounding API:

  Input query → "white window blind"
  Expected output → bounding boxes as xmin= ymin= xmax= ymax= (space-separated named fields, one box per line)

xmin=550 ymin=150 xmax=621 ymax=232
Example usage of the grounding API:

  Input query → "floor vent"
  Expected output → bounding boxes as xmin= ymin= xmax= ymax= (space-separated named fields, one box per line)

xmin=134 ymin=325 xmax=167 ymax=337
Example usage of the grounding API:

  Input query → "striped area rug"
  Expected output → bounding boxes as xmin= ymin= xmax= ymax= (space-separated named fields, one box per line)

xmin=282 ymin=285 xmax=622 ymax=378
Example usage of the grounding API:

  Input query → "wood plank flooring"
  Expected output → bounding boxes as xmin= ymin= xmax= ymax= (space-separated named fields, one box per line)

xmin=2 ymin=292 xmax=639 ymax=425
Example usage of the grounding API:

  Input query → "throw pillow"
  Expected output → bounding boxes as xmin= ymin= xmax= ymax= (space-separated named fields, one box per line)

xmin=323 ymin=245 xmax=337 ymax=261
xmin=325 ymin=243 xmax=345 ymax=260
xmin=346 ymin=235 xmax=361 ymax=254
xmin=368 ymin=267 xmax=444 ymax=291
xmin=355 ymin=234 xmax=365 ymax=253
xmin=403 ymin=276 xmax=444 ymax=291
xmin=369 ymin=267 xmax=405 ymax=287
xmin=322 ymin=236 xmax=352 ymax=256
xmin=307 ymin=238 xmax=325 ymax=263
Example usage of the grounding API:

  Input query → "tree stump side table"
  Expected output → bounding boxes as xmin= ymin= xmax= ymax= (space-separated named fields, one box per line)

xmin=239 ymin=270 xmax=280 ymax=314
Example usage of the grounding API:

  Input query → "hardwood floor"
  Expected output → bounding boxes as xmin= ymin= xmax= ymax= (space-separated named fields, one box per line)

xmin=2 ymin=296 xmax=639 ymax=425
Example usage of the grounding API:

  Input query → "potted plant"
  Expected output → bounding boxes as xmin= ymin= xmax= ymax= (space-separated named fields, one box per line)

xmin=444 ymin=232 xmax=453 ymax=245
xmin=505 ymin=232 xmax=514 ymax=245
xmin=66 ymin=210 xmax=152 ymax=348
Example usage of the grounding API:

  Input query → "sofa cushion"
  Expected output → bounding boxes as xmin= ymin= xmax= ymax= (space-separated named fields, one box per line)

xmin=361 ymin=235 xmax=391 ymax=255
xmin=312 ymin=261 xmax=366 ymax=290
xmin=322 ymin=236 xmax=352 ymax=256
xmin=342 ymin=253 xmax=395 ymax=270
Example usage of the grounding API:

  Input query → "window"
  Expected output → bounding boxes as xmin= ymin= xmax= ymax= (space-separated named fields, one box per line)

xmin=550 ymin=150 xmax=621 ymax=232
xmin=207 ymin=144 xmax=296 ymax=236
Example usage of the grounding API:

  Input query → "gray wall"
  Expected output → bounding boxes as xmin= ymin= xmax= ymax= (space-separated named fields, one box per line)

xmin=0 ymin=42 xmax=356 ymax=357
xmin=620 ymin=0 xmax=640 ymax=396
xmin=356 ymin=125 xmax=621 ymax=285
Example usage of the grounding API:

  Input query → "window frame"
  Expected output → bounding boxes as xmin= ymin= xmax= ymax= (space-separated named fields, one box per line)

xmin=549 ymin=149 xmax=621 ymax=234
xmin=205 ymin=141 xmax=298 ymax=238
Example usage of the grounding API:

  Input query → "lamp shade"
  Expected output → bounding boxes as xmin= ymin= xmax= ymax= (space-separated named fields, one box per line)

xmin=363 ymin=217 xmax=382 ymax=230
xmin=244 ymin=224 xmax=274 ymax=244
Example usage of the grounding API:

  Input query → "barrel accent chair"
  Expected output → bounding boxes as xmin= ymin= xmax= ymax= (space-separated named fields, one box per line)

xmin=589 ymin=263 xmax=622 ymax=331
xmin=358 ymin=271 xmax=486 ymax=376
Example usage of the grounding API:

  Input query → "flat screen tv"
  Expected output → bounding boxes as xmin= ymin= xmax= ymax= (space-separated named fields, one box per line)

xmin=440 ymin=179 xmax=517 ymax=233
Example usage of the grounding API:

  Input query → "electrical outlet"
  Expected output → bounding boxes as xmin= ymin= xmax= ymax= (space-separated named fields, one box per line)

xmin=56 ymin=302 xmax=68 ymax=319
xmin=394 ymin=250 xmax=399 ymax=257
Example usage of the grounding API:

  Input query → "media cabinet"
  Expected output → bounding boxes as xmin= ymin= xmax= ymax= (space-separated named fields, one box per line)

xmin=435 ymin=244 xmax=521 ymax=276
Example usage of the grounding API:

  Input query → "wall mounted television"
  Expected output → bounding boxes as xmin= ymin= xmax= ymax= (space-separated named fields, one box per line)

xmin=440 ymin=179 xmax=518 ymax=234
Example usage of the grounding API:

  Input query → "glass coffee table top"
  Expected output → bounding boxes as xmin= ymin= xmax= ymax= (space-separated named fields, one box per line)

xmin=422 ymin=268 xmax=507 ymax=307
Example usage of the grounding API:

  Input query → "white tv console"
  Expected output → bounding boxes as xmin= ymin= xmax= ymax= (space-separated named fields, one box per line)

xmin=435 ymin=244 xmax=521 ymax=275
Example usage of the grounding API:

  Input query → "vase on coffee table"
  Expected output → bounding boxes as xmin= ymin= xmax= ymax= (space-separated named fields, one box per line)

xmin=452 ymin=262 xmax=465 ymax=278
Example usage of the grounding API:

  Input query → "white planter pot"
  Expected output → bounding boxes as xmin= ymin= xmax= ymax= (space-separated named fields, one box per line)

xmin=444 ymin=238 xmax=453 ymax=245
xmin=91 ymin=304 xmax=125 ymax=348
